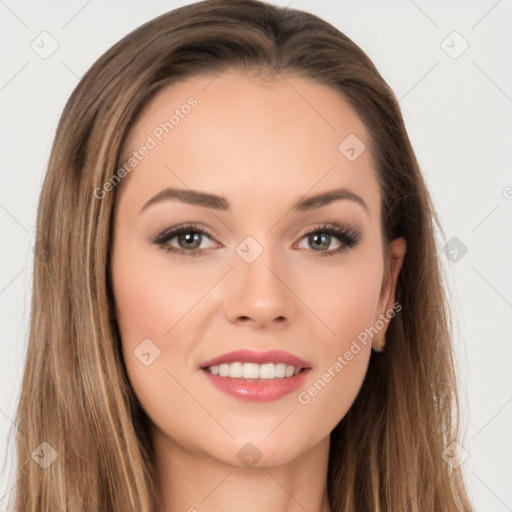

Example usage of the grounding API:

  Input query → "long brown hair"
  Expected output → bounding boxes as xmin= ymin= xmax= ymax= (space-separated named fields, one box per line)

xmin=11 ymin=0 xmax=474 ymax=510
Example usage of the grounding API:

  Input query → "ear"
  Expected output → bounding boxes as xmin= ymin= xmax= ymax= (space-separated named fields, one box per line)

xmin=376 ymin=236 xmax=406 ymax=325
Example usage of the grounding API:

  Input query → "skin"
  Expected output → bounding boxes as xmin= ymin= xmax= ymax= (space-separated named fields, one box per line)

xmin=111 ymin=69 xmax=406 ymax=512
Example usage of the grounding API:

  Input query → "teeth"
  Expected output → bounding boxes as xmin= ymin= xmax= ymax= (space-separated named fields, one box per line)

xmin=275 ymin=363 xmax=286 ymax=377
xmin=259 ymin=363 xmax=275 ymax=379
xmin=206 ymin=362 xmax=302 ymax=379
xmin=229 ymin=362 xmax=243 ymax=378
xmin=219 ymin=364 xmax=229 ymax=377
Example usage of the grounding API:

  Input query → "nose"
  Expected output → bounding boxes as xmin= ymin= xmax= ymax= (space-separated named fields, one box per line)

xmin=224 ymin=244 xmax=295 ymax=328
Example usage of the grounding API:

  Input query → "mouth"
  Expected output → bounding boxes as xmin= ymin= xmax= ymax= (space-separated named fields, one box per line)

xmin=200 ymin=349 xmax=311 ymax=402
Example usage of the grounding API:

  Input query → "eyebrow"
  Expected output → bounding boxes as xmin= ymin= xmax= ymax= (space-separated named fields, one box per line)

xmin=140 ymin=186 xmax=369 ymax=214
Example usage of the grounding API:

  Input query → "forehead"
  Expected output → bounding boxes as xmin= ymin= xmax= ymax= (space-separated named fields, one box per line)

xmin=116 ymin=69 xmax=380 ymax=219
xmin=124 ymin=69 xmax=369 ymax=151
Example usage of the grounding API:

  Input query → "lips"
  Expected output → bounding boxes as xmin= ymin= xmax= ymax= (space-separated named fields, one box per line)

xmin=200 ymin=349 xmax=311 ymax=402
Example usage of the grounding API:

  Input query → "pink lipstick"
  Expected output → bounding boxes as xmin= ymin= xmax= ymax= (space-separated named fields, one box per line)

xmin=200 ymin=349 xmax=311 ymax=402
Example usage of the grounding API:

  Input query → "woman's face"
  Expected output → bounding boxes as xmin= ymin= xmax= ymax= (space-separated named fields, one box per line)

xmin=111 ymin=70 xmax=405 ymax=467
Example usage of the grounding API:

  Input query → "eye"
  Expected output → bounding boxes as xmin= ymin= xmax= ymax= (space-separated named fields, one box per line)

xmin=295 ymin=223 xmax=361 ymax=257
xmin=151 ymin=223 xmax=219 ymax=257
xmin=151 ymin=222 xmax=361 ymax=258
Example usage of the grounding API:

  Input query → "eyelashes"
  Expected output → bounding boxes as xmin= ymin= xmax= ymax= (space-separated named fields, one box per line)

xmin=151 ymin=223 xmax=219 ymax=258
xmin=150 ymin=222 xmax=362 ymax=258
xmin=296 ymin=223 xmax=361 ymax=256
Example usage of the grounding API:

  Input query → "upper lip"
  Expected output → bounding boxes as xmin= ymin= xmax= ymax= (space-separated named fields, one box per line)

xmin=200 ymin=349 xmax=311 ymax=369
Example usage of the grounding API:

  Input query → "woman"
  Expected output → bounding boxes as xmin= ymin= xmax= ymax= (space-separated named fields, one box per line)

xmin=12 ymin=0 xmax=474 ymax=510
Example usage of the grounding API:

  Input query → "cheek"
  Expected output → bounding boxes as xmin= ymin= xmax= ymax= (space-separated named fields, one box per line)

xmin=304 ymin=252 xmax=384 ymax=349
xmin=334 ymin=269 xmax=381 ymax=340
xmin=293 ymin=253 xmax=382 ymax=427
xmin=111 ymin=247 xmax=210 ymax=446
xmin=112 ymin=240 xmax=207 ymax=342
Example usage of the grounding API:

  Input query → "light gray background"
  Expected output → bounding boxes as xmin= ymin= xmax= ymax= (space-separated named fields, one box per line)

xmin=1 ymin=1 xmax=511 ymax=510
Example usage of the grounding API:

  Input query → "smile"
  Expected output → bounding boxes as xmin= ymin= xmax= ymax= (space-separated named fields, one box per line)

xmin=200 ymin=349 xmax=311 ymax=402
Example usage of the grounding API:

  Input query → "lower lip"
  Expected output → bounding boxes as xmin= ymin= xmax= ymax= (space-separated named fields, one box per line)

xmin=202 ymin=369 xmax=310 ymax=402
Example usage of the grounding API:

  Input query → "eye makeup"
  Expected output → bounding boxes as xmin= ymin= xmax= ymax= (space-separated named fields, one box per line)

xmin=150 ymin=221 xmax=362 ymax=258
